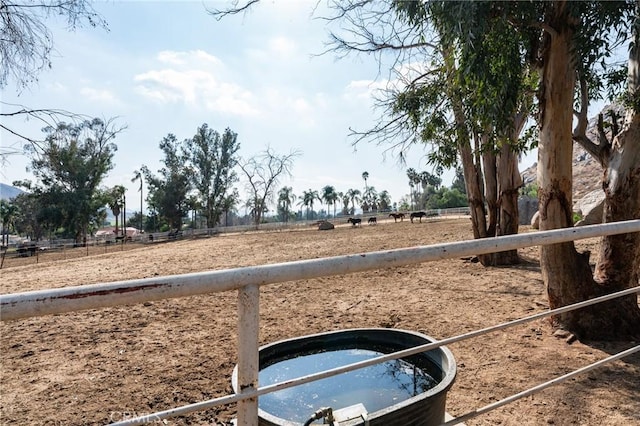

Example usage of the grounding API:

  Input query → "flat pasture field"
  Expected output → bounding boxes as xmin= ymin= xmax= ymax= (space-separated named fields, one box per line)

xmin=1 ymin=218 xmax=638 ymax=425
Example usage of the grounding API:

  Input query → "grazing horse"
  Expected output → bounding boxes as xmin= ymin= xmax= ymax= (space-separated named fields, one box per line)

xmin=410 ymin=211 xmax=427 ymax=223
xmin=388 ymin=213 xmax=405 ymax=222
xmin=347 ymin=218 xmax=362 ymax=227
xmin=368 ymin=217 xmax=377 ymax=225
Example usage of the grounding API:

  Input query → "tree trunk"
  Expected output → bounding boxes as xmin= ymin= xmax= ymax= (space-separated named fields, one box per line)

xmin=482 ymin=139 xmax=498 ymax=239
xmin=451 ymin=99 xmax=487 ymax=240
xmin=114 ymin=207 xmax=120 ymax=239
xmin=538 ymin=4 xmax=590 ymax=331
xmin=536 ymin=3 xmax=636 ymax=339
xmin=590 ymin=39 xmax=640 ymax=337
xmin=494 ymin=143 xmax=522 ymax=265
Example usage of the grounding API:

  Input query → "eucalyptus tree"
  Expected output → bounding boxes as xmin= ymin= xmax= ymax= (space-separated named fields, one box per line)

xmin=0 ymin=0 xmax=106 ymax=89
xmin=211 ymin=1 xmax=528 ymax=256
xmin=211 ymin=0 xmax=526 ymax=264
xmin=19 ymin=118 xmax=122 ymax=242
xmin=277 ymin=186 xmax=296 ymax=222
xmin=321 ymin=185 xmax=339 ymax=218
xmin=8 ymin=192 xmax=44 ymax=240
xmin=571 ymin=5 xmax=640 ymax=328
xmin=0 ymin=1 xmax=108 ymax=158
xmin=185 ymin=124 xmax=240 ymax=228
xmin=428 ymin=0 xmax=639 ymax=339
xmin=142 ymin=134 xmax=192 ymax=231
xmin=238 ymin=147 xmax=300 ymax=227
xmin=320 ymin=1 xmax=531 ymax=265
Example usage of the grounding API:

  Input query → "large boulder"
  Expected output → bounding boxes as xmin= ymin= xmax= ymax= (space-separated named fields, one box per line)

xmin=518 ymin=196 xmax=538 ymax=225
xmin=318 ymin=221 xmax=335 ymax=231
xmin=574 ymin=189 xmax=605 ymax=226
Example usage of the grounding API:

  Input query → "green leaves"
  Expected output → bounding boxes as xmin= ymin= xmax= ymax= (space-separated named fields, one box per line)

xmin=184 ymin=124 xmax=241 ymax=228
xmin=23 ymin=118 xmax=121 ymax=241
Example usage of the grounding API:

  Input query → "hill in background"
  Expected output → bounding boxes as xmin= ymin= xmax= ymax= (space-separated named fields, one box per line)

xmin=520 ymin=142 xmax=602 ymax=204
xmin=0 ymin=183 xmax=24 ymax=201
xmin=520 ymin=105 xmax=623 ymax=205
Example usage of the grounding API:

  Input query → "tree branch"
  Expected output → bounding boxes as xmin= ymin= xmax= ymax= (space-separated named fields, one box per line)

xmin=207 ymin=0 xmax=261 ymax=20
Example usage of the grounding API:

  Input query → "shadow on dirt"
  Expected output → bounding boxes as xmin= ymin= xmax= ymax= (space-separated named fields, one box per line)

xmin=559 ymin=340 xmax=640 ymax=421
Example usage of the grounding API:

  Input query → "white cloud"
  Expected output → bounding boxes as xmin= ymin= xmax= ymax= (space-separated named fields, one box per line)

xmin=157 ymin=50 xmax=222 ymax=67
xmin=268 ymin=36 xmax=297 ymax=58
xmin=344 ymin=79 xmax=388 ymax=100
xmin=133 ymin=50 xmax=259 ymax=116
xmin=245 ymin=36 xmax=299 ymax=63
xmin=45 ymin=82 xmax=68 ymax=94
xmin=80 ymin=87 xmax=119 ymax=104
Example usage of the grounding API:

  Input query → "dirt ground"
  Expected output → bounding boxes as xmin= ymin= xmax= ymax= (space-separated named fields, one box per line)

xmin=1 ymin=217 xmax=639 ymax=425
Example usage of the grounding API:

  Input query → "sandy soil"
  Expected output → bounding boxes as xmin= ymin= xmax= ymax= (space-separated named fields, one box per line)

xmin=1 ymin=218 xmax=639 ymax=425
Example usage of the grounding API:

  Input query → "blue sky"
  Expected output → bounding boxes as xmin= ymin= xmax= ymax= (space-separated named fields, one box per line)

xmin=1 ymin=1 xmax=537 ymax=214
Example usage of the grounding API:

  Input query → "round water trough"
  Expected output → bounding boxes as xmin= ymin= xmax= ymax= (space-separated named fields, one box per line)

xmin=232 ymin=328 xmax=456 ymax=426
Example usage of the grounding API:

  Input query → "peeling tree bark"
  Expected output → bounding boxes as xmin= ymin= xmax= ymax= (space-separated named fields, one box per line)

xmin=540 ymin=1 xmax=640 ymax=339
xmin=538 ymin=3 xmax=596 ymax=337
xmin=590 ymin=42 xmax=640 ymax=335
xmin=495 ymin=142 xmax=522 ymax=265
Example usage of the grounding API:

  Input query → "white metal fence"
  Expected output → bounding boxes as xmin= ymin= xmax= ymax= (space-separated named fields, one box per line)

xmin=1 ymin=220 xmax=639 ymax=425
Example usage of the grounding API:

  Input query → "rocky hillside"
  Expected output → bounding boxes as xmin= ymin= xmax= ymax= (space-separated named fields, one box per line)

xmin=520 ymin=104 xmax=624 ymax=204
xmin=520 ymin=142 xmax=603 ymax=203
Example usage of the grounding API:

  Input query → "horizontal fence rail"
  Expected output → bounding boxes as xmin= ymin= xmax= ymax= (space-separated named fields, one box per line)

xmin=2 ymin=220 xmax=639 ymax=321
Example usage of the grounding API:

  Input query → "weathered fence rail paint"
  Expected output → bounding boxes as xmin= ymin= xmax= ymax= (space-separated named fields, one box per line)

xmin=2 ymin=220 xmax=639 ymax=321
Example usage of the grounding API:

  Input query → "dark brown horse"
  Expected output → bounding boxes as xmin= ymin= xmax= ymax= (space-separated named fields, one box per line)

xmin=388 ymin=213 xmax=405 ymax=222
xmin=410 ymin=211 xmax=427 ymax=223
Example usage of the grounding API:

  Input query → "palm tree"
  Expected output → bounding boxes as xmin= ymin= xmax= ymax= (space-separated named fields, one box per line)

xmin=322 ymin=185 xmax=338 ymax=218
xmin=363 ymin=186 xmax=378 ymax=212
xmin=413 ymin=174 xmax=422 ymax=204
xmin=222 ymin=190 xmax=239 ymax=226
xmin=299 ymin=189 xmax=319 ymax=220
xmin=186 ymin=195 xmax=199 ymax=229
xmin=378 ymin=190 xmax=391 ymax=211
xmin=421 ymin=171 xmax=441 ymax=190
xmin=407 ymin=168 xmax=418 ymax=210
xmin=339 ymin=191 xmax=349 ymax=215
xmin=362 ymin=171 xmax=369 ymax=194
xmin=346 ymin=188 xmax=361 ymax=215
xmin=0 ymin=200 xmax=19 ymax=247
xmin=131 ymin=169 xmax=143 ymax=231
xmin=107 ymin=185 xmax=126 ymax=239
xmin=278 ymin=186 xmax=296 ymax=222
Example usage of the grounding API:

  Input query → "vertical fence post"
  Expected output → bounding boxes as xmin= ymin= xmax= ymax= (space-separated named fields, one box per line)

xmin=237 ymin=283 xmax=260 ymax=426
